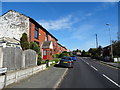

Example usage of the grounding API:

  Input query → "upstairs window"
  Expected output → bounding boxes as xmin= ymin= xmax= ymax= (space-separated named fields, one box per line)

xmin=46 ymin=33 xmax=48 ymax=41
xmin=34 ymin=26 xmax=39 ymax=39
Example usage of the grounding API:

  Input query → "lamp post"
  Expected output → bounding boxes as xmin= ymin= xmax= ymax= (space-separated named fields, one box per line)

xmin=106 ymin=23 xmax=113 ymax=59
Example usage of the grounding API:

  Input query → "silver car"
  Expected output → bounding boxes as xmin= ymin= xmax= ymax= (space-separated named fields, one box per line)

xmin=59 ymin=56 xmax=74 ymax=68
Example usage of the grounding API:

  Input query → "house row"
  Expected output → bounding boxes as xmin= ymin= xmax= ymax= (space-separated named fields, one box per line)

xmin=0 ymin=10 xmax=68 ymax=60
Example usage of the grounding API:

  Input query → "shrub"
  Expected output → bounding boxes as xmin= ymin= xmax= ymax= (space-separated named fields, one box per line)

xmin=37 ymin=52 xmax=42 ymax=65
xmin=52 ymin=58 xmax=61 ymax=63
xmin=20 ymin=33 xmax=30 ymax=50
xmin=58 ymin=53 xmax=66 ymax=58
xmin=30 ymin=42 xmax=40 ymax=54
xmin=37 ymin=59 xmax=41 ymax=65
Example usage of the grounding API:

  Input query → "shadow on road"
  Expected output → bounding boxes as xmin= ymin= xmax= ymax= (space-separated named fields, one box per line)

xmin=54 ymin=64 xmax=73 ymax=69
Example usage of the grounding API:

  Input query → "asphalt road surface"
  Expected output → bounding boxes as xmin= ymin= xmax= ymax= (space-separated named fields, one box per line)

xmin=58 ymin=57 xmax=120 ymax=88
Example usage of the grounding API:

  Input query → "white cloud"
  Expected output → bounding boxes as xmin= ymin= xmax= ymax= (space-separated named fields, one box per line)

xmin=38 ymin=12 xmax=94 ymax=31
xmin=85 ymin=13 xmax=93 ymax=16
xmin=38 ymin=15 xmax=74 ymax=31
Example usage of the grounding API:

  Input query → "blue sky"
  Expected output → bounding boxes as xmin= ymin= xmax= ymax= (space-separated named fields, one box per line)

xmin=2 ymin=2 xmax=118 ymax=51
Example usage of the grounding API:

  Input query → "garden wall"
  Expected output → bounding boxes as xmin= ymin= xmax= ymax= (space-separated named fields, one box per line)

xmin=0 ymin=47 xmax=37 ymax=71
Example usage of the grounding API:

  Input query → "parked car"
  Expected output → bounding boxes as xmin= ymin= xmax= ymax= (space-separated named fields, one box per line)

xmin=59 ymin=56 xmax=74 ymax=68
xmin=71 ymin=55 xmax=77 ymax=61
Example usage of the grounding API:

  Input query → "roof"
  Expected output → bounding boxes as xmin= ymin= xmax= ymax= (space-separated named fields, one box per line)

xmin=58 ymin=43 xmax=66 ymax=49
xmin=0 ymin=37 xmax=20 ymax=44
xmin=1 ymin=10 xmax=58 ymax=41
xmin=42 ymin=41 xmax=52 ymax=49
xmin=29 ymin=18 xmax=58 ymax=41
xmin=58 ymin=43 xmax=62 ymax=47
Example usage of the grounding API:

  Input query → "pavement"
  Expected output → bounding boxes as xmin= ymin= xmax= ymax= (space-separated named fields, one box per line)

xmin=4 ymin=65 xmax=68 ymax=89
xmin=99 ymin=61 xmax=120 ymax=69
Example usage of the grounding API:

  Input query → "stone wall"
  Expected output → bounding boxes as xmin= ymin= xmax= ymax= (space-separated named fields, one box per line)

xmin=0 ymin=47 xmax=37 ymax=71
xmin=23 ymin=49 xmax=37 ymax=68
xmin=0 ymin=48 xmax=3 ymax=68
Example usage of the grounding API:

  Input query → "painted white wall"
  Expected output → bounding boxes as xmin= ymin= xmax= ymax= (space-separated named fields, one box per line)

xmin=49 ymin=41 xmax=53 ymax=49
xmin=0 ymin=10 xmax=30 ymax=40
xmin=114 ymin=58 xmax=120 ymax=62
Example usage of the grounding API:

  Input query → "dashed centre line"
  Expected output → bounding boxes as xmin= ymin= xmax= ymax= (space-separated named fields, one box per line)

xmin=102 ymin=74 xmax=120 ymax=88
xmin=82 ymin=59 xmax=98 ymax=71
xmin=90 ymin=65 xmax=98 ymax=71
xmin=86 ymin=62 xmax=89 ymax=65
xmin=81 ymin=58 xmax=120 ymax=88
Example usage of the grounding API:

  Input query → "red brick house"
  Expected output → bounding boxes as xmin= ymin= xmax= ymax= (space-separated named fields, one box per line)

xmin=0 ymin=10 xmax=67 ymax=60
xmin=57 ymin=43 xmax=67 ymax=54
xmin=29 ymin=18 xmax=58 ymax=60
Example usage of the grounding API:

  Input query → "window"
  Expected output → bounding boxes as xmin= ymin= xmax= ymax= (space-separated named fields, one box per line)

xmin=54 ymin=43 xmax=56 ymax=46
xmin=34 ymin=26 xmax=39 ymax=39
xmin=46 ymin=33 xmax=48 ymax=41
xmin=43 ymin=50 xmax=47 ymax=55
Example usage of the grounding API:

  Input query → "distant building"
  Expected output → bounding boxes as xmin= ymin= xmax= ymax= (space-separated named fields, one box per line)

xmin=0 ymin=37 xmax=21 ymax=49
xmin=76 ymin=52 xmax=81 ymax=56
xmin=103 ymin=45 xmax=111 ymax=57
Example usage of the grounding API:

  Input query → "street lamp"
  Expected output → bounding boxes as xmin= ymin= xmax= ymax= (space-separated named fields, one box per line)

xmin=106 ymin=23 xmax=113 ymax=59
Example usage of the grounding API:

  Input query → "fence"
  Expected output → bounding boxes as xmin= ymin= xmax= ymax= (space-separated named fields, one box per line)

xmin=0 ymin=47 xmax=37 ymax=71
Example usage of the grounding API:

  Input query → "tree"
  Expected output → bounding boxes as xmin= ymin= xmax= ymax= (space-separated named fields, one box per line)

xmin=96 ymin=46 xmax=103 ymax=57
xmin=112 ymin=40 xmax=120 ymax=57
xmin=20 ymin=33 xmax=30 ymax=50
xmin=30 ymin=42 xmax=40 ymax=54
xmin=88 ymin=48 xmax=98 ymax=58
xmin=81 ymin=50 xmax=86 ymax=56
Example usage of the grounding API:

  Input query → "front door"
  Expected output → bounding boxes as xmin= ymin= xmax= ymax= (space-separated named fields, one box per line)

xmin=43 ymin=50 xmax=47 ymax=60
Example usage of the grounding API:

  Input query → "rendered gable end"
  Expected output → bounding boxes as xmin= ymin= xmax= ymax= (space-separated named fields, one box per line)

xmin=0 ymin=10 xmax=30 ymax=40
xmin=49 ymin=41 xmax=53 ymax=49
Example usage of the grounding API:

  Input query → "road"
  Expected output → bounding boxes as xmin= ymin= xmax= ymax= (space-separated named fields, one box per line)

xmin=58 ymin=57 xmax=120 ymax=88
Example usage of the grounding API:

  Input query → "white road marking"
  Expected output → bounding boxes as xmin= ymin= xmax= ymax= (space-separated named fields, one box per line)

xmin=81 ymin=58 xmax=90 ymax=66
xmin=86 ymin=62 xmax=89 ymax=65
xmin=102 ymin=74 xmax=120 ymax=88
xmin=91 ymin=65 xmax=98 ymax=71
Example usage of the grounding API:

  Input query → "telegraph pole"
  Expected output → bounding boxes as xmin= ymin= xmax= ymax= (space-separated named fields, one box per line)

xmin=95 ymin=34 xmax=98 ymax=48
xmin=106 ymin=24 xmax=113 ymax=58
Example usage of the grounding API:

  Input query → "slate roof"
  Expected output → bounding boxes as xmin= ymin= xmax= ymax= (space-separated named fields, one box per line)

xmin=42 ymin=41 xmax=52 ymax=49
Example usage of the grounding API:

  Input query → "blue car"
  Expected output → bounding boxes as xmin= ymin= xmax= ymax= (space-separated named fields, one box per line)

xmin=71 ymin=55 xmax=76 ymax=61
